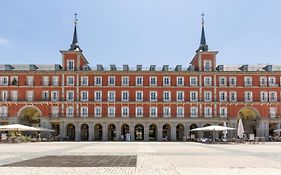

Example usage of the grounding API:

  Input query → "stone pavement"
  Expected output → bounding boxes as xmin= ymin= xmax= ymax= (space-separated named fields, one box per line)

xmin=0 ymin=142 xmax=281 ymax=175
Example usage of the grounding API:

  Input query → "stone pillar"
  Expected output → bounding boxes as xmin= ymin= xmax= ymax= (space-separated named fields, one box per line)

xmin=184 ymin=123 xmax=190 ymax=140
xmin=75 ymin=122 xmax=81 ymax=141
xmin=144 ymin=123 xmax=149 ymax=141
xmin=229 ymin=120 xmax=237 ymax=139
xmin=102 ymin=123 xmax=108 ymax=141
xmin=115 ymin=123 xmax=121 ymax=141
xmin=171 ymin=123 xmax=177 ymax=141
xmin=264 ymin=121 xmax=269 ymax=140
xmin=157 ymin=124 xmax=163 ymax=141
xmin=129 ymin=123 xmax=135 ymax=141
xmin=59 ymin=121 xmax=66 ymax=139
xmin=88 ymin=122 xmax=94 ymax=141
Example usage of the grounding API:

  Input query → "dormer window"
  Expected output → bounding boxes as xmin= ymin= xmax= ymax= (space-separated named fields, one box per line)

xmin=67 ymin=60 xmax=74 ymax=70
xmin=204 ymin=60 xmax=212 ymax=71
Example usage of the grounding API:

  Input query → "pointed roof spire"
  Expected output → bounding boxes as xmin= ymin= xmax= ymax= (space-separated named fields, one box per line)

xmin=197 ymin=12 xmax=208 ymax=52
xmin=69 ymin=13 xmax=82 ymax=52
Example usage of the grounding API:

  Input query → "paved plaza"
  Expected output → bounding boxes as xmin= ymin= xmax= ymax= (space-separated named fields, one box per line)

xmin=0 ymin=142 xmax=281 ymax=175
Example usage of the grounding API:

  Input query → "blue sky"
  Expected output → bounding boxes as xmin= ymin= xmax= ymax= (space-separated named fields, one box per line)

xmin=0 ymin=0 xmax=280 ymax=67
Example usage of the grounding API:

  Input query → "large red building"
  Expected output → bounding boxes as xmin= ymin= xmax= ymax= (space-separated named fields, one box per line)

xmin=0 ymin=16 xmax=280 ymax=141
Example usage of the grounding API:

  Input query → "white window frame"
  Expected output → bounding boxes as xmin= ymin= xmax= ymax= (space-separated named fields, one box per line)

xmin=260 ymin=91 xmax=268 ymax=102
xmin=204 ymin=107 xmax=212 ymax=118
xmin=67 ymin=59 xmax=74 ymax=70
xmin=66 ymin=76 xmax=75 ymax=86
xmin=190 ymin=76 xmax=198 ymax=86
xmin=229 ymin=91 xmax=237 ymax=102
xmin=94 ymin=106 xmax=102 ymax=117
xmin=190 ymin=91 xmax=198 ymax=102
xmin=177 ymin=76 xmax=184 ymax=86
xmin=150 ymin=91 xmax=157 ymax=102
xmin=163 ymin=107 xmax=171 ymax=117
xmin=51 ymin=91 xmax=59 ymax=101
xmin=81 ymin=76 xmax=89 ymax=86
xmin=163 ymin=76 xmax=171 ymax=86
xmin=190 ymin=107 xmax=198 ymax=118
xmin=229 ymin=76 xmax=237 ymax=86
xmin=121 ymin=76 xmax=129 ymax=86
xmin=66 ymin=106 xmax=74 ymax=117
xmin=108 ymin=91 xmax=116 ymax=101
xmin=204 ymin=76 xmax=212 ymax=86
xmin=136 ymin=91 xmax=143 ymax=101
xmin=0 ymin=106 xmax=8 ymax=117
xmin=136 ymin=76 xmax=143 ymax=86
xmin=176 ymin=91 xmax=184 ymax=102
xmin=80 ymin=91 xmax=89 ymax=101
xmin=108 ymin=76 xmax=116 ymax=86
xmin=204 ymin=91 xmax=212 ymax=102
xmin=80 ymin=106 xmax=88 ymax=117
xmin=26 ymin=90 xmax=34 ymax=101
xmin=268 ymin=76 xmax=276 ymax=86
xmin=52 ymin=76 xmax=59 ymax=86
xmin=219 ymin=76 xmax=226 ymax=86
xmin=11 ymin=90 xmax=18 ymax=101
xmin=42 ymin=90 xmax=49 ymax=101
xmin=1 ymin=91 xmax=8 ymax=101
xmin=121 ymin=107 xmax=129 ymax=117
xmin=108 ymin=106 xmax=115 ymax=117
xmin=94 ymin=91 xmax=102 ymax=101
xmin=204 ymin=60 xmax=212 ymax=71
xmin=219 ymin=91 xmax=227 ymax=102
xmin=244 ymin=91 xmax=253 ymax=102
xmin=260 ymin=76 xmax=267 ymax=86
xmin=149 ymin=76 xmax=157 ymax=86
xmin=269 ymin=91 xmax=277 ymax=102
xmin=27 ymin=76 xmax=34 ymax=86
xmin=121 ymin=91 xmax=129 ymax=101
xmin=95 ymin=76 xmax=102 ymax=86
xmin=42 ymin=76 xmax=49 ymax=86
xmin=150 ymin=107 xmax=157 ymax=117
xmin=136 ymin=107 xmax=143 ymax=117
xmin=220 ymin=107 xmax=228 ymax=118
xmin=51 ymin=106 xmax=59 ymax=117
xmin=163 ymin=91 xmax=171 ymax=102
xmin=177 ymin=107 xmax=184 ymax=118
xmin=269 ymin=107 xmax=277 ymax=118
xmin=244 ymin=76 xmax=252 ymax=86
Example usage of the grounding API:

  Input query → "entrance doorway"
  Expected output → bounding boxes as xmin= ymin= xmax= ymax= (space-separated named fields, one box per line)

xmin=238 ymin=107 xmax=260 ymax=136
xmin=135 ymin=124 xmax=144 ymax=141
xmin=149 ymin=124 xmax=157 ymax=141
xmin=94 ymin=124 xmax=102 ymax=141
xmin=66 ymin=124 xmax=75 ymax=141
xmin=81 ymin=124 xmax=89 ymax=141
xmin=108 ymin=124 xmax=116 ymax=141
xmin=162 ymin=124 xmax=171 ymax=141
xmin=176 ymin=124 xmax=184 ymax=141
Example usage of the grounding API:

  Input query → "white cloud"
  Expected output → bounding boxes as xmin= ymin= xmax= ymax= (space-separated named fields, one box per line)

xmin=0 ymin=37 xmax=10 ymax=46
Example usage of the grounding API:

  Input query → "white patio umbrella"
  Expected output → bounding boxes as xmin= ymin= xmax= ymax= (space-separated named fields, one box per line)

xmin=237 ymin=119 xmax=244 ymax=139
xmin=190 ymin=125 xmax=235 ymax=132
xmin=273 ymin=129 xmax=281 ymax=133
xmin=0 ymin=124 xmax=40 ymax=132
xmin=223 ymin=122 xmax=228 ymax=138
xmin=34 ymin=127 xmax=55 ymax=132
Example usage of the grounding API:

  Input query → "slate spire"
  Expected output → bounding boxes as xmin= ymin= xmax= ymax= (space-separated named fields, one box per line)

xmin=69 ymin=13 xmax=82 ymax=52
xmin=197 ymin=13 xmax=208 ymax=52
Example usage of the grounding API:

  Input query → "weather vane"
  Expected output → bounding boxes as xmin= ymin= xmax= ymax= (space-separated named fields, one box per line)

xmin=74 ymin=12 xmax=78 ymax=25
xmin=201 ymin=12 xmax=205 ymax=26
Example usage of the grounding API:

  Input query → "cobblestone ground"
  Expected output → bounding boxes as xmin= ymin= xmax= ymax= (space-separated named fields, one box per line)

xmin=0 ymin=142 xmax=281 ymax=175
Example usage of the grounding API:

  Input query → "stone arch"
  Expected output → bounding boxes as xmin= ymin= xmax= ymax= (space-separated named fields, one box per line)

xmin=66 ymin=123 xmax=75 ymax=141
xmin=80 ymin=123 xmax=89 ymax=141
xmin=149 ymin=124 xmax=157 ymax=141
xmin=162 ymin=123 xmax=171 ymax=141
xmin=121 ymin=124 xmax=130 ymax=141
xmin=108 ymin=124 xmax=116 ymax=141
xmin=190 ymin=124 xmax=198 ymax=139
xmin=18 ymin=105 xmax=42 ymax=127
xmin=135 ymin=124 xmax=144 ymax=141
xmin=238 ymin=107 xmax=260 ymax=135
xmin=176 ymin=124 xmax=185 ymax=141
xmin=94 ymin=124 xmax=103 ymax=141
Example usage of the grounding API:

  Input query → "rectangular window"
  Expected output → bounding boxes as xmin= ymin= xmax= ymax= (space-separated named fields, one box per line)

xmin=268 ymin=77 xmax=276 ymax=86
xmin=108 ymin=91 xmax=115 ymax=101
xmin=244 ymin=76 xmax=252 ymax=86
xmin=81 ymin=76 xmax=88 ymax=86
xmin=229 ymin=92 xmax=237 ymax=102
xmin=80 ymin=91 xmax=88 ymax=101
xmin=269 ymin=92 xmax=277 ymax=102
xmin=80 ymin=106 xmax=88 ymax=117
xmin=42 ymin=91 xmax=49 ymax=101
xmin=122 ymin=91 xmax=129 ymax=101
xmin=51 ymin=106 xmax=59 ymax=117
xmin=177 ymin=91 xmax=184 ymax=101
xmin=177 ymin=76 xmax=184 ymax=86
xmin=190 ymin=107 xmax=198 ymax=118
xmin=122 ymin=76 xmax=129 ymax=86
xmin=204 ymin=91 xmax=212 ymax=102
xmin=136 ymin=76 xmax=143 ymax=86
xmin=219 ymin=91 xmax=227 ymax=102
xmin=204 ymin=60 xmax=212 ymax=71
xmin=163 ymin=91 xmax=171 ymax=102
xmin=94 ymin=107 xmax=102 ymax=117
xmin=52 ymin=76 xmax=59 ymax=86
xmin=163 ymin=76 xmax=170 ymax=86
xmin=163 ymin=107 xmax=171 ymax=117
xmin=260 ymin=76 xmax=267 ymax=86
xmin=66 ymin=91 xmax=74 ymax=101
xmin=1 ymin=91 xmax=8 ymax=101
xmin=66 ymin=106 xmax=74 ymax=117
xmin=10 ymin=76 xmax=18 ymax=86
xmin=0 ymin=106 xmax=8 ymax=117
xmin=0 ymin=76 xmax=9 ymax=86
xmin=11 ymin=90 xmax=18 ymax=101
xmin=94 ymin=91 xmax=102 ymax=101
xmin=121 ymin=107 xmax=129 ymax=117
xmin=219 ymin=77 xmax=226 ymax=86
xmin=42 ymin=76 xmax=49 ymax=86
xmin=190 ymin=91 xmax=198 ymax=102
xmin=177 ymin=107 xmax=184 ymax=117
xmin=26 ymin=91 xmax=34 ymax=101
xmin=204 ymin=107 xmax=212 ymax=118
xmin=260 ymin=91 xmax=268 ymax=102
xmin=150 ymin=91 xmax=157 ymax=101
xmin=27 ymin=76 xmax=34 ymax=86
xmin=229 ymin=77 xmax=236 ymax=86
xmin=150 ymin=76 xmax=157 ymax=86
xmin=220 ymin=107 xmax=228 ymax=118
xmin=67 ymin=60 xmax=74 ymax=70
xmin=244 ymin=91 xmax=252 ymax=102
xmin=204 ymin=76 xmax=212 ymax=86
xmin=108 ymin=76 xmax=115 ymax=86
xmin=51 ymin=91 xmax=59 ymax=101
xmin=136 ymin=107 xmax=143 ymax=117
xmin=136 ymin=91 xmax=143 ymax=101
xmin=150 ymin=107 xmax=157 ymax=117
xmin=95 ymin=76 xmax=102 ymax=86
xmin=190 ymin=77 xmax=198 ymax=86
xmin=67 ymin=76 xmax=75 ymax=86
xmin=108 ymin=107 xmax=115 ymax=117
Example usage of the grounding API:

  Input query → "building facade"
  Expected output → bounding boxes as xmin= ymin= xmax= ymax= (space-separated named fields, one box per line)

xmin=0 ymin=17 xmax=281 ymax=141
